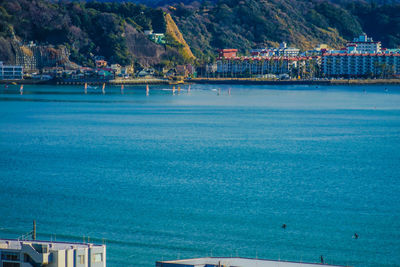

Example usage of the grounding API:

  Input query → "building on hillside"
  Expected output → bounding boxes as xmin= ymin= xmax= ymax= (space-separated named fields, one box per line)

xmin=174 ymin=64 xmax=196 ymax=77
xmin=95 ymin=60 xmax=107 ymax=69
xmin=149 ymin=33 xmax=166 ymax=45
xmin=186 ymin=64 xmax=197 ymax=77
xmin=137 ymin=68 xmax=155 ymax=78
xmin=251 ymin=42 xmax=300 ymax=58
xmin=0 ymin=61 xmax=23 ymax=80
xmin=322 ymin=53 xmax=400 ymax=77
xmin=218 ymin=49 xmax=238 ymax=59
xmin=144 ymin=30 xmax=166 ymax=45
xmin=303 ymin=44 xmax=329 ymax=56
xmin=175 ymin=65 xmax=188 ymax=77
xmin=14 ymin=42 xmax=70 ymax=72
xmin=346 ymin=33 xmax=381 ymax=54
xmin=110 ymin=64 xmax=122 ymax=75
xmin=156 ymin=257 xmax=347 ymax=267
xmin=0 ymin=239 xmax=106 ymax=267
xmin=121 ymin=65 xmax=134 ymax=77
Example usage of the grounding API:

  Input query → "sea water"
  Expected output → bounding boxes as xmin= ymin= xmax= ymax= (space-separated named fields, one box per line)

xmin=0 ymin=84 xmax=399 ymax=267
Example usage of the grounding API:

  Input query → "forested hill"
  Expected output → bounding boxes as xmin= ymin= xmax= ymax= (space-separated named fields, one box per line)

xmin=170 ymin=0 xmax=400 ymax=59
xmin=0 ymin=0 xmax=399 ymax=67
xmin=0 ymin=0 xmax=194 ymax=67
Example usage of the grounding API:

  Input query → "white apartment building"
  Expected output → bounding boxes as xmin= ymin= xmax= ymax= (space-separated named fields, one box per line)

xmin=322 ymin=53 xmax=400 ymax=77
xmin=217 ymin=57 xmax=293 ymax=75
xmin=0 ymin=239 xmax=106 ymax=267
xmin=346 ymin=33 xmax=381 ymax=54
xmin=216 ymin=56 xmax=318 ymax=77
xmin=251 ymin=42 xmax=300 ymax=58
xmin=0 ymin=62 xmax=23 ymax=80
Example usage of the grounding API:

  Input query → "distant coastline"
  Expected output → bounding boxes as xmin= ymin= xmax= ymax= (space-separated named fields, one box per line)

xmin=186 ymin=78 xmax=400 ymax=85
xmin=1 ymin=78 xmax=400 ymax=86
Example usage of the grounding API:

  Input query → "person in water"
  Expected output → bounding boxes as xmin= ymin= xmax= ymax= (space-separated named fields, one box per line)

xmin=354 ymin=233 xmax=359 ymax=239
xmin=320 ymin=255 xmax=324 ymax=264
xmin=282 ymin=224 xmax=286 ymax=229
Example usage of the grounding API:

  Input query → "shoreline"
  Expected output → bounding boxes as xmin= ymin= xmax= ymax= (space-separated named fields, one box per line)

xmin=1 ymin=78 xmax=400 ymax=86
xmin=186 ymin=78 xmax=400 ymax=85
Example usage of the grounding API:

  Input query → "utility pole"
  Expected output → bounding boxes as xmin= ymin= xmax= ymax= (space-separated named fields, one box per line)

xmin=32 ymin=220 xmax=36 ymax=240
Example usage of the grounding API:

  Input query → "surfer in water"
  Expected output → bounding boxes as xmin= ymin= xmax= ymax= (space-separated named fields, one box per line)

xmin=281 ymin=224 xmax=286 ymax=229
xmin=353 ymin=233 xmax=359 ymax=239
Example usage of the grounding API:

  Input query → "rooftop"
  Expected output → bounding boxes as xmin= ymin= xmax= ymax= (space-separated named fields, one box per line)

xmin=156 ymin=257 xmax=348 ymax=267
xmin=0 ymin=239 xmax=104 ymax=251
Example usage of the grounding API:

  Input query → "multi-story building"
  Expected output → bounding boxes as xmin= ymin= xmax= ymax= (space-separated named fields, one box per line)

xmin=322 ymin=53 xmax=400 ymax=77
xmin=321 ymin=34 xmax=400 ymax=77
xmin=251 ymin=42 xmax=300 ymax=58
xmin=346 ymin=33 xmax=381 ymax=54
xmin=0 ymin=239 xmax=106 ymax=267
xmin=218 ymin=49 xmax=238 ymax=59
xmin=216 ymin=56 xmax=319 ymax=77
xmin=0 ymin=61 xmax=23 ymax=80
xmin=14 ymin=42 xmax=70 ymax=72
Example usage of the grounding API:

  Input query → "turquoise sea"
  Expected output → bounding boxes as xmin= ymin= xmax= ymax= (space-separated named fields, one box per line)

xmin=0 ymin=84 xmax=399 ymax=266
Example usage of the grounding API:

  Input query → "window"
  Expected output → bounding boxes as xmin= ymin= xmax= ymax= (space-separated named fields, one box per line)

xmin=78 ymin=255 xmax=85 ymax=264
xmin=1 ymin=252 xmax=19 ymax=261
xmin=93 ymin=253 xmax=103 ymax=263
xmin=3 ymin=263 xmax=20 ymax=267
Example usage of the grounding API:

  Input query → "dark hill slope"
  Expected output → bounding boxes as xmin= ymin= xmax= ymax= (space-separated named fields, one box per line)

xmin=0 ymin=0 xmax=193 ymax=67
xmin=170 ymin=0 xmax=400 ymax=59
xmin=171 ymin=0 xmax=365 ymax=58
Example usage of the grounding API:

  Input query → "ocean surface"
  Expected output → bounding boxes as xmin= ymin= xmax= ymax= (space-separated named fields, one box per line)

xmin=0 ymin=84 xmax=399 ymax=267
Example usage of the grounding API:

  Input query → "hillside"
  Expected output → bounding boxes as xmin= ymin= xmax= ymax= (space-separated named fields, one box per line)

xmin=0 ymin=0 xmax=194 ymax=67
xmin=170 ymin=0 xmax=400 ymax=59
xmin=0 ymin=0 xmax=399 ymax=67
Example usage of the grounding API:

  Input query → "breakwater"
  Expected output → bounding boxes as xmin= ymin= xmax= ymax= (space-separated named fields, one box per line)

xmin=2 ymin=78 xmax=400 ymax=86
xmin=187 ymin=78 xmax=400 ymax=85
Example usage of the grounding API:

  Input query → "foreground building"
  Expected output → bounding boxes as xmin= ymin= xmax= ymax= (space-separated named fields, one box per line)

xmin=216 ymin=45 xmax=317 ymax=78
xmin=321 ymin=33 xmax=400 ymax=77
xmin=0 ymin=61 xmax=23 ymax=80
xmin=216 ymin=56 xmax=319 ymax=78
xmin=0 ymin=239 xmax=106 ymax=267
xmin=156 ymin=257 xmax=347 ymax=267
xmin=322 ymin=53 xmax=400 ymax=77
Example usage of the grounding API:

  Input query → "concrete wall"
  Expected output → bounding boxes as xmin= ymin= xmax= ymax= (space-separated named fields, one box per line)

xmin=48 ymin=250 xmax=66 ymax=267
xmin=75 ymin=248 xmax=88 ymax=267
xmin=66 ymin=249 xmax=74 ymax=267
xmin=89 ymin=246 xmax=106 ymax=267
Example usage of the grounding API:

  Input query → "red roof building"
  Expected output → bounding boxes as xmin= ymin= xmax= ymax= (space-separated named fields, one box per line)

xmin=218 ymin=49 xmax=238 ymax=59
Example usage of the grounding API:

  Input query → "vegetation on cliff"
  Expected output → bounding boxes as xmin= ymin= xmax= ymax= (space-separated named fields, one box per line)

xmin=0 ymin=0 xmax=193 ymax=67
xmin=171 ymin=0 xmax=400 ymax=59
